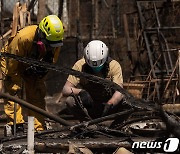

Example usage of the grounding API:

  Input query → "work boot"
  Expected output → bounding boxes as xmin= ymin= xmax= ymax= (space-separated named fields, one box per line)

xmin=4 ymin=124 xmax=12 ymax=137
xmin=12 ymin=124 xmax=24 ymax=136
xmin=4 ymin=124 xmax=24 ymax=137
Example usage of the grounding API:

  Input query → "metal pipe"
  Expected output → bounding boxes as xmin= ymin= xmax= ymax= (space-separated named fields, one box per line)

xmin=153 ymin=2 xmax=161 ymax=27
xmin=13 ymin=103 xmax=17 ymax=136
xmin=137 ymin=2 xmax=156 ymax=78
xmin=27 ymin=116 xmax=34 ymax=154
xmin=157 ymin=32 xmax=171 ymax=75
xmin=162 ymin=56 xmax=179 ymax=98
xmin=159 ymin=32 xmax=173 ymax=71
xmin=178 ymin=50 xmax=180 ymax=90
xmin=0 ymin=92 xmax=72 ymax=126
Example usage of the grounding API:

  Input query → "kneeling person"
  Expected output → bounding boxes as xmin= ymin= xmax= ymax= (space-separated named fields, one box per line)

xmin=62 ymin=40 xmax=124 ymax=121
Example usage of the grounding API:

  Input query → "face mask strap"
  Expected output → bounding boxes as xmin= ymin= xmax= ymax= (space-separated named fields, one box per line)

xmin=36 ymin=41 xmax=46 ymax=59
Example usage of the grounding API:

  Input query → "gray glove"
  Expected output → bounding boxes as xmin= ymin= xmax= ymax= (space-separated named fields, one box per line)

xmin=102 ymin=103 xmax=113 ymax=117
xmin=78 ymin=90 xmax=93 ymax=108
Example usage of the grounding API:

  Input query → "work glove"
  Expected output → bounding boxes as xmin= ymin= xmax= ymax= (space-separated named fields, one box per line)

xmin=24 ymin=66 xmax=48 ymax=77
xmin=102 ymin=103 xmax=113 ymax=117
xmin=78 ymin=90 xmax=93 ymax=108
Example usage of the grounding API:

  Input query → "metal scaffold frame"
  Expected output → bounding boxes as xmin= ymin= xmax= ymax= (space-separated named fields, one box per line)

xmin=135 ymin=0 xmax=180 ymax=102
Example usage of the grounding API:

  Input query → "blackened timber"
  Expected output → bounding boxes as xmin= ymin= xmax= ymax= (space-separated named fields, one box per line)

xmin=2 ymin=138 xmax=131 ymax=153
xmin=70 ymin=109 xmax=135 ymax=130
xmin=160 ymin=108 xmax=180 ymax=138
xmin=0 ymin=52 xmax=156 ymax=111
xmin=0 ymin=92 xmax=72 ymax=126
xmin=0 ymin=110 xmax=134 ymax=143
xmin=2 ymin=137 xmax=160 ymax=153
xmin=35 ymin=138 xmax=131 ymax=151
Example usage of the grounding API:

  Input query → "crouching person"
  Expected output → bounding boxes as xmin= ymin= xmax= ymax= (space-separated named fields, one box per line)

xmin=62 ymin=40 xmax=124 ymax=122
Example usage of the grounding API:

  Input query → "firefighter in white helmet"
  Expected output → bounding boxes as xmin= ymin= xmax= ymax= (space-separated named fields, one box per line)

xmin=62 ymin=40 xmax=124 ymax=121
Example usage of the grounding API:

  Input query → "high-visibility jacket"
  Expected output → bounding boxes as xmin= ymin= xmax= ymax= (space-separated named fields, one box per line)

xmin=0 ymin=25 xmax=60 ymax=131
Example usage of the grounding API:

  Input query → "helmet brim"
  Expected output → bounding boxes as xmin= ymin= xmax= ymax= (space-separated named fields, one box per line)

xmin=49 ymin=42 xmax=63 ymax=47
xmin=45 ymin=39 xmax=63 ymax=47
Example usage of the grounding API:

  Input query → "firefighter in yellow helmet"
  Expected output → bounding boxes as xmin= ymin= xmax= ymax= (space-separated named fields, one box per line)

xmin=0 ymin=15 xmax=64 ymax=135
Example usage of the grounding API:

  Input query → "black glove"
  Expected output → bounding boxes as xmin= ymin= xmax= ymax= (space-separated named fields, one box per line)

xmin=78 ymin=90 xmax=93 ymax=108
xmin=102 ymin=103 xmax=113 ymax=117
xmin=24 ymin=66 xmax=48 ymax=77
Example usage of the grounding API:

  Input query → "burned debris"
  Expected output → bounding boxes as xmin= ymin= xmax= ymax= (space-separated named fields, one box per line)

xmin=0 ymin=0 xmax=180 ymax=153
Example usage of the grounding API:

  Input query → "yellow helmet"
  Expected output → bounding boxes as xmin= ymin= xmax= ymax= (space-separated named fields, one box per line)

xmin=39 ymin=15 xmax=64 ymax=45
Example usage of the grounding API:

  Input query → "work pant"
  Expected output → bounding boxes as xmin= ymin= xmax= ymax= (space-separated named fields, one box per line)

xmin=65 ymin=96 xmax=127 ymax=120
xmin=3 ymin=75 xmax=46 ymax=131
xmin=65 ymin=95 xmax=130 ymax=128
xmin=1 ymin=58 xmax=46 ymax=131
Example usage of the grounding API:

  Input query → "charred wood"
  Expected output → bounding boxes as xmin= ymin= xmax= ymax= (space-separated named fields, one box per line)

xmin=0 ymin=52 xmax=157 ymax=112
xmin=0 ymin=92 xmax=72 ymax=126
xmin=160 ymin=107 xmax=180 ymax=138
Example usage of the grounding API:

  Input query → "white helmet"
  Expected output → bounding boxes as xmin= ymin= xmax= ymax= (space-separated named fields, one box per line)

xmin=84 ymin=40 xmax=109 ymax=68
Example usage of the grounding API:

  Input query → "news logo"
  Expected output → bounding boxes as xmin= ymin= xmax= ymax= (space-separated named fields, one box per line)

xmin=163 ymin=138 xmax=179 ymax=152
xmin=132 ymin=138 xmax=179 ymax=152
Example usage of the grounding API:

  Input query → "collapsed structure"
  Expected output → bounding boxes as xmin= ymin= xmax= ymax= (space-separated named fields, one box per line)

xmin=0 ymin=0 xmax=179 ymax=153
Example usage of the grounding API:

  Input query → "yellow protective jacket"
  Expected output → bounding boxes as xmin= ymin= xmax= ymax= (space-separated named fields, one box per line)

xmin=1 ymin=25 xmax=60 ymax=76
xmin=0 ymin=25 xmax=60 ymax=131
